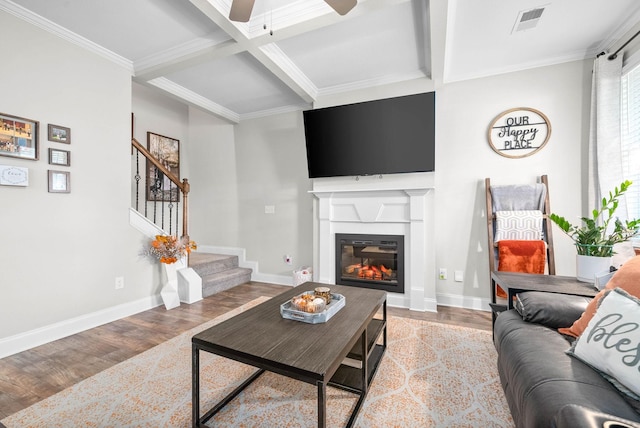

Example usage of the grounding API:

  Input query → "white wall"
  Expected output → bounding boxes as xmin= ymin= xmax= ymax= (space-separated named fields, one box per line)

xmin=435 ymin=59 xmax=593 ymax=304
xmin=234 ymin=112 xmax=314 ymax=276
xmin=186 ymin=106 xmax=239 ymax=246
xmin=0 ymin=7 xmax=596 ymax=354
xmin=0 ymin=11 xmax=155 ymax=343
xmin=224 ymin=59 xmax=593 ymax=307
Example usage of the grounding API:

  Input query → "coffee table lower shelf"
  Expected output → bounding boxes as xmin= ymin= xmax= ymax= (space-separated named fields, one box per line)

xmin=330 ymin=343 xmax=385 ymax=393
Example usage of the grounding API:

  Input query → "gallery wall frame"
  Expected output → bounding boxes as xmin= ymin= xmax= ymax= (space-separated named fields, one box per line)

xmin=48 ymin=148 xmax=70 ymax=166
xmin=146 ymin=132 xmax=180 ymax=202
xmin=48 ymin=170 xmax=70 ymax=193
xmin=48 ymin=124 xmax=71 ymax=144
xmin=0 ymin=165 xmax=28 ymax=186
xmin=0 ymin=112 xmax=39 ymax=160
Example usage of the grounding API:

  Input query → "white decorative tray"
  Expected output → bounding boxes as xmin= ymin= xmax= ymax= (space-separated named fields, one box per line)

xmin=280 ymin=293 xmax=346 ymax=324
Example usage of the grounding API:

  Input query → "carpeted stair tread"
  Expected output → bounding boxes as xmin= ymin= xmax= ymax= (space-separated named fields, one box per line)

xmin=189 ymin=253 xmax=238 ymax=275
xmin=188 ymin=253 xmax=252 ymax=296
xmin=201 ymin=267 xmax=252 ymax=297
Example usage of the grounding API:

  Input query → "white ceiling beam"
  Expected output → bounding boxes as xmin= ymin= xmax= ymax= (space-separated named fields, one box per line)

xmin=134 ymin=39 xmax=247 ymax=81
xmin=428 ymin=0 xmax=447 ymax=86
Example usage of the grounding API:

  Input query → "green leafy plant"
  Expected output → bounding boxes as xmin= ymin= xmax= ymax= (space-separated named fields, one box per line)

xmin=549 ymin=180 xmax=640 ymax=257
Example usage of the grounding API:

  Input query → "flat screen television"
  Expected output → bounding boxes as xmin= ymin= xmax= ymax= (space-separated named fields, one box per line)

xmin=303 ymin=91 xmax=435 ymax=178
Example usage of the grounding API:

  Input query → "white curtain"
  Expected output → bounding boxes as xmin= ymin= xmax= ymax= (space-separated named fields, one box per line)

xmin=588 ymin=54 xmax=627 ymax=218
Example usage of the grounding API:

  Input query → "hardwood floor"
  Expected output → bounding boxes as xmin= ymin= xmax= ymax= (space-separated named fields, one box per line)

xmin=0 ymin=282 xmax=492 ymax=420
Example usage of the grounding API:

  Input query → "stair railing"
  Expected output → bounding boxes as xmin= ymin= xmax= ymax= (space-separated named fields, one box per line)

xmin=131 ymin=137 xmax=190 ymax=242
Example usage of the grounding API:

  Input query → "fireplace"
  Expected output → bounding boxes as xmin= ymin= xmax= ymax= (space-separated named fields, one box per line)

xmin=335 ymin=233 xmax=404 ymax=293
xmin=311 ymin=173 xmax=435 ymax=311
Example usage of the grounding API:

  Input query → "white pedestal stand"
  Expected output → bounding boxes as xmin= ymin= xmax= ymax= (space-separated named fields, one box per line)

xmin=161 ymin=263 xmax=181 ymax=310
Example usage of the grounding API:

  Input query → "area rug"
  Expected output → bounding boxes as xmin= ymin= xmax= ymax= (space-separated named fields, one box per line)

xmin=2 ymin=298 xmax=514 ymax=427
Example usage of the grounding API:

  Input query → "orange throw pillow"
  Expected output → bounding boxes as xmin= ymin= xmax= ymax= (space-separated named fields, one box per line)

xmin=558 ymin=254 xmax=640 ymax=338
xmin=496 ymin=240 xmax=546 ymax=298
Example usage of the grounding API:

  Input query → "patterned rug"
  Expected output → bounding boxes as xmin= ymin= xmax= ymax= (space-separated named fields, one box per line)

xmin=2 ymin=298 xmax=513 ymax=427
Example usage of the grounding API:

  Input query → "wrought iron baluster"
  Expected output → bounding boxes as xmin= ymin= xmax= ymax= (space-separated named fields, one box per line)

xmin=161 ymin=173 xmax=166 ymax=230
xmin=134 ymin=149 xmax=141 ymax=212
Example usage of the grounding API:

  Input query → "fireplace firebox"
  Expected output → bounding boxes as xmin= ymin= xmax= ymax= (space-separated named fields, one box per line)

xmin=335 ymin=233 xmax=404 ymax=293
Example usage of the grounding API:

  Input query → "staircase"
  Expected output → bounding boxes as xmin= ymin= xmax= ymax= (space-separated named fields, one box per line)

xmin=189 ymin=252 xmax=252 ymax=297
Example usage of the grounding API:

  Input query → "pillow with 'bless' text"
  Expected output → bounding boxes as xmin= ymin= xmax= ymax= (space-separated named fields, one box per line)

xmin=558 ymin=255 xmax=640 ymax=338
xmin=568 ymin=288 xmax=640 ymax=397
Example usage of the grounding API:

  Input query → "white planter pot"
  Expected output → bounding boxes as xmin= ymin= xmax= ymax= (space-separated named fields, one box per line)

xmin=576 ymin=255 xmax=612 ymax=283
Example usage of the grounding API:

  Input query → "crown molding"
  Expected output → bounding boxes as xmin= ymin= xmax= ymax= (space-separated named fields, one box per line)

xmin=317 ymin=69 xmax=428 ymax=97
xmin=239 ymin=103 xmax=310 ymax=121
xmin=0 ymin=0 xmax=133 ymax=72
xmin=443 ymin=51 xmax=594 ymax=84
xmin=145 ymin=77 xmax=240 ymax=123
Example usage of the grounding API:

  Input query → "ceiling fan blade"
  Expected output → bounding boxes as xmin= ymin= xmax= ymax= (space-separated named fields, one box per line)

xmin=324 ymin=0 xmax=357 ymax=15
xmin=229 ymin=0 xmax=255 ymax=22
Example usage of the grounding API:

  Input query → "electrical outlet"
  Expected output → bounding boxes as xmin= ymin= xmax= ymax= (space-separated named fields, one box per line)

xmin=265 ymin=205 xmax=275 ymax=214
xmin=284 ymin=255 xmax=292 ymax=265
xmin=115 ymin=276 xmax=124 ymax=289
xmin=439 ymin=268 xmax=447 ymax=280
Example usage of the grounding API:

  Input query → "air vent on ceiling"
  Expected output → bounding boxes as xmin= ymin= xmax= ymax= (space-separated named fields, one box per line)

xmin=512 ymin=6 xmax=545 ymax=33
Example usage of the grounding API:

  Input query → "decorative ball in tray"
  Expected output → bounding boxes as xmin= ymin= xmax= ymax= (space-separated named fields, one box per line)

xmin=281 ymin=288 xmax=346 ymax=324
xmin=291 ymin=292 xmax=327 ymax=313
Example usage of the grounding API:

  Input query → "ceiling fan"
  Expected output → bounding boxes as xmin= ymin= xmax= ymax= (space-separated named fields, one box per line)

xmin=229 ymin=0 xmax=357 ymax=22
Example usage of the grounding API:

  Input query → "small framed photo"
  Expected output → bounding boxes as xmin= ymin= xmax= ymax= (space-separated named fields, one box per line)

xmin=48 ymin=124 xmax=71 ymax=144
xmin=48 ymin=148 xmax=70 ymax=166
xmin=48 ymin=170 xmax=70 ymax=193
xmin=0 ymin=112 xmax=39 ymax=160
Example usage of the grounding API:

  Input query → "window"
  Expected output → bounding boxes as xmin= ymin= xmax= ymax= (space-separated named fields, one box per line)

xmin=620 ymin=64 xmax=640 ymax=220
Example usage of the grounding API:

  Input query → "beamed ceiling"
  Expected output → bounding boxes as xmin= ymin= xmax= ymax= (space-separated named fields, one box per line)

xmin=3 ymin=0 xmax=640 ymax=123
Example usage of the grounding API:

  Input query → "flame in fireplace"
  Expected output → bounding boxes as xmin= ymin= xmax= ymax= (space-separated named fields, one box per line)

xmin=345 ymin=263 xmax=393 ymax=281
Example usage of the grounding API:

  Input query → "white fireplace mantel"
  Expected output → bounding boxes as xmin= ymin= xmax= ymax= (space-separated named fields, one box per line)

xmin=310 ymin=173 xmax=436 ymax=312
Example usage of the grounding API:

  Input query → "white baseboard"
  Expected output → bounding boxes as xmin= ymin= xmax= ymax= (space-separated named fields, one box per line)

xmin=436 ymin=292 xmax=491 ymax=312
xmin=0 ymin=295 xmax=163 ymax=359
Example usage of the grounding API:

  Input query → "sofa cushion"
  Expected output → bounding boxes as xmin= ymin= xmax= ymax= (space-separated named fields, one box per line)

xmin=494 ymin=310 xmax=640 ymax=428
xmin=514 ymin=291 xmax=591 ymax=329
xmin=568 ymin=288 xmax=640 ymax=398
xmin=559 ymin=255 xmax=640 ymax=338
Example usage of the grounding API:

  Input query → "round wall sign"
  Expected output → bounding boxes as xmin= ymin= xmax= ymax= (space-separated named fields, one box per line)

xmin=487 ymin=107 xmax=551 ymax=158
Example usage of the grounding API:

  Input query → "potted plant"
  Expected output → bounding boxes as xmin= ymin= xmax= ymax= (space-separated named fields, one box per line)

xmin=550 ymin=180 xmax=640 ymax=283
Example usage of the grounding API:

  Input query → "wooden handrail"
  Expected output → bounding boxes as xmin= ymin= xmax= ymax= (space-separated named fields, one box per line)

xmin=131 ymin=137 xmax=190 ymax=239
xmin=132 ymin=138 xmax=185 ymax=192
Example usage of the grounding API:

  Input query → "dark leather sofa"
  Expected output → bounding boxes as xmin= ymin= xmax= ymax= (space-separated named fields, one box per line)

xmin=493 ymin=291 xmax=640 ymax=428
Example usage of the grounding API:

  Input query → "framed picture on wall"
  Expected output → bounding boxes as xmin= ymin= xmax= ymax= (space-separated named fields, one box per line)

xmin=0 ymin=113 xmax=39 ymax=160
xmin=48 ymin=170 xmax=70 ymax=193
xmin=48 ymin=148 xmax=70 ymax=166
xmin=146 ymin=132 xmax=180 ymax=202
xmin=48 ymin=124 xmax=71 ymax=144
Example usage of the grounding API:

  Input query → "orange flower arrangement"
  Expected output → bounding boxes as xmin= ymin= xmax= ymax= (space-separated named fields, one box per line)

xmin=148 ymin=235 xmax=197 ymax=264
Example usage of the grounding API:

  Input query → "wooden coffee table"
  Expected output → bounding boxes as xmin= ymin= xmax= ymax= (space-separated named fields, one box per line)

xmin=191 ymin=282 xmax=387 ymax=428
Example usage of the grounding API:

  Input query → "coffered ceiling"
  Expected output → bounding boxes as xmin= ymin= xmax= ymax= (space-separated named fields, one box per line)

xmin=3 ymin=0 xmax=640 ymax=123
